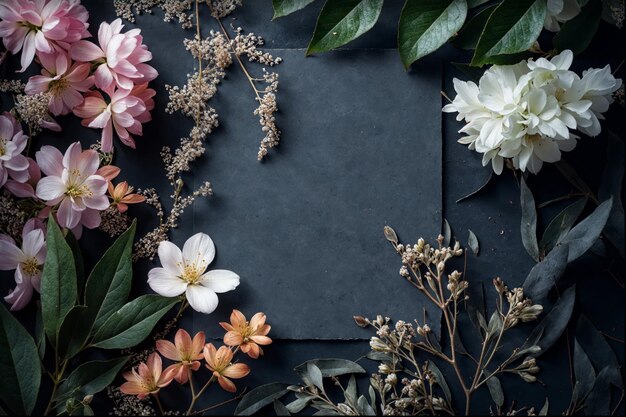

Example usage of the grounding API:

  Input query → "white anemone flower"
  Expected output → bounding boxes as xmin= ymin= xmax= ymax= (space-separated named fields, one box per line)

xmin=148 ymin=233 xmax=240 ymax=314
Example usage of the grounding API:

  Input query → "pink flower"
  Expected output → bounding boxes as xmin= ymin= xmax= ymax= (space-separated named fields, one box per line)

xmin=25 ymin=51 xmax=93 ymax=115
xmin=70 ymin=18 xmax=157 ymax=90
xmin=0 ymin=0 xmax=89 ymax=72
xmin=0 ymin=112 xmax=29 ymax=188
xmin=5 ymin=157 xmax=40 ymax=198
xmin=35 ymin=142 xmax=109 ymax=230
xmin=1 ymin=220 xmax=47 ymax=311
xmin=73 ymin=84 xmax=154 ymax=152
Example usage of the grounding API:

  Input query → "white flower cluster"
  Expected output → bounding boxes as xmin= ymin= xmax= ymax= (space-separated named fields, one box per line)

xmin=443 ymin=50 xmax=622 ymax=174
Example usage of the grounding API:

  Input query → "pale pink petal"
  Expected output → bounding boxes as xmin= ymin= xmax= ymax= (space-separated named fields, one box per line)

xmin=83 ymin=194 xmax=109 ymax=210
xmin=94 ymin=63 xmax=114 ymax=90
xmin=57 ymin=197 xmax=80 ymax=229
xmin=4 ymin=278 xmax=34 ymax=311
xmin=101 ymin=119 xmax=114 ymax=153
xmin=25 ymin=75 xmax=51 ymax=95
xmin=0 ymin=240 xmax=22 ymax=269
xmin=36 ymin=145 xmax=64 ymax=176
xmin=80 ymin=208 xmax=101 ymax=229
xmin=22 ymin=229 xmax=44 ymax=259
xmin=69 ymin=40 xmax=103 ymax=62
xmin=19 ymin=31 xmax=37 ymax=72
xmin=36 ymin=175 xmax=66 ymax=201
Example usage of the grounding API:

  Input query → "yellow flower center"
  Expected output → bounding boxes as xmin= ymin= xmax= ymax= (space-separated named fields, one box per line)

xmin=49 ymin=78 xmax=69 ymax=95
xmin=181 ymin=264 xmax=203 ymax=285
xmin=0 ymin=137 xmax=6 ymax=157
xmin=22 ymin=258 xmax=40 ymax=276
xmin=65 ymin=169 xmax=92 ymax=199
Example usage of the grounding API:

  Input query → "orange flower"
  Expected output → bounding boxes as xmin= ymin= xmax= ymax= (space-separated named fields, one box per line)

xmin=156 ymin=329 xmax=205 ymax=384
xmin=203 ymin=343 xmax=250 ymax=393
xmin=220 ymin=310 xmax=272 ymax=359
xmin=108 ymin=181 xmax=145 ymax=212
xmin=120 ymin=353 xmax=174 ymax=399
xmin=96 ymin=164 xmax=120 ymax=181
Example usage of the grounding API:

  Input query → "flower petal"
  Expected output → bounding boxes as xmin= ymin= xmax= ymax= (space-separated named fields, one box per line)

xmin=156 ymin=339 xmax=180 ymax=361
xmin=157 ymin=240 xmax=183 ymax=275
xmin=200 ymin=270 xmax=240 ymax=294
xmin=185 ymin=284 xmax=218 ymax=315
xmin=182 ymin=233 xmax=215 ymax=272
xmin=147 ymin=267 xmax=187 ymax=297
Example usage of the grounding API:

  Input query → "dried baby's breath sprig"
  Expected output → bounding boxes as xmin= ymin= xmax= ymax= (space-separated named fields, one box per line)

xmin=13 ymin=92 xmax=57 ymax=136
xmin=0 ymin=190 xmax=28 ymax=241
xmin=0 ymin=79 xmax=24 ymax=93
xmin=108 ymin=386 xmax=156 ymax=416
xmin=114 ymin=0 xmax=193 ymax=28
xmin=99 ymin=206 xmax=131 ymax=237
xmin=208 ymin=0 xmax=242 ymax=18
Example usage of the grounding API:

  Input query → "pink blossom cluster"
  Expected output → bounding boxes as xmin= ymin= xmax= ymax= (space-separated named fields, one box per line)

xmin=0 ymin=0 xmax=155 ymax=311
xmin=1 ymin=1 xmax=157 ymax=152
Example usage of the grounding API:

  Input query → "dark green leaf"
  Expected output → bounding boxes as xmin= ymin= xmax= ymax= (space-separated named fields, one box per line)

xmin=306 ymin=0 xmax=384 ymax=54
xmin=41 ymin=215 xmax=77 ymax=346
xmin=85 ymin=221 xmax=136 ymax=332
xmin=55 ymin=357 xmax=128 ymax=403
xmin=485 ymin=376 xmax=504 ymax=408
xmin=530 ymin=285 xmax=575 ymax=356
xmin=286 ymin=396 xmax=312 ymax=413
xmin=471 ymin=0 xmax=546 ymax=66
xmin=357 ymin=395 xmax=376 ymax=415
xmin=468 ymin=0 xmax=490 ymax=7
xmin=585 ymin=366 xmax=613 ymax=415
xmin=295 ymin=358 xmax=366 ymax=378
xmin=443 ymin=218 xmax=452 ymax=247
xmin=306 ymin=363 xmax=324 ymax=391
xmin=0 ymin=304 xmax=41 ymax=415
xmin=572 ymin=338 xmax=596 ymax=405
xmin=272 ymin=0 xmax=317 ymax=18
xmin=553 ymin=0 xmax=602 ymax=54
xmin=539 ymin=197 xmax=587 ymax=256
xmin=576 ymin=315 xmax=622 ymax=388
xmin=365 ymin=351 xmax=394 ymax=362
xmin=428 ymin=361 xmax=451 ymax=404
xmin=273 ymin=400 xmax=291 ymax=416
xmin=398 ymin=0 xmax=468 ymax=68
xmin=468 ymin=229 xmax=479 ymax=255
xmin=65 ymin=230 xmax=84 ymax=298
xmin=520 ymin=176 xmax=540 ymax=261
xmin=235 ymin=383 xmax=289 ymax=415
xmin=91 ymin=295 xmax=178 ymax=349
xmin=57 ymin=306 xmax=91 ymax=360
xmin=598 ymin=131 xmax=625 ymax=258
xmin=561 ymin=197 xmax=613 ymax=262
xmin=454 ymin=4 xmax=497 ymax=49
xmin=522 ymin=244 xmax=569 ymax=303
xmin=35 ymin=306 xmax=46 ymax=361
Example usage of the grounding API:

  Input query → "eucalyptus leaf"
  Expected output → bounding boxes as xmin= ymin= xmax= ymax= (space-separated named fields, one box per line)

xmin=454 ymin=4 xmax=497 ymax=50
xmin=286 ymin=396 xmax=312 ymax=413
xmin=428 ymin=361 xmax=451 ymax=404
xmin=345 ymin=375 xmax=358 ymax=407
xmin=553 ymin=0 xmax=602 ymax=54
xmin=467 ymin=229 xmax=479 ymax=255
xmin=306 ymin=0 xmax=384 ymax=55
xmin=572 ymin=339 xmax=596 ymax=405
xmin=272 ymin=0 xmax=316 ymax=18
xmin=471 ymin=0 xmax=546 ymax=66
xmin=273 ymin=400 xmax=291 ymax=416
xmin=584 ymin=366 xmax=613 ymax=415
xmin=91 ymin=295 xmax=178 ymax=349
xmin=520 ymin=176 xmax=540 ymax=261
xmin=235 ymin=383 xmax=289 ymax=415
xmin=576 ymin=315 xmax=622 ymax=388
xmin=85 ymin=221 xmax=136 ymax=332
xmin=57 ymin=305 xmax=91 ymax=360
xmin=443 ymin=218 xmax=452 ymax=247
xmin=306 ymin=363 xmax=325 ymax=391
xmin=356 ymin=395 xmax=376 ymax=416
xmin=561 ymin=197 xmax=613 ymax=262
xmin=539 ymin=398 xmax=549 ymax=415
xmin=41 ymin=215 xmax=77 ymax=346
xmin=598 ymin=131 xmax=625 ymax=258
xmin=55 ymin=357 xmax=128 ymax=404
xmin=529 ymin=285 xmax=575 ymax=356
xmin=487 ymin=310 xmax=502 ymax=337
xmin=398 ymin=0 xmax=468 ymax=68
xmin=365 ymin=351 xmax=394 ymax=362
xmin=0 ymin=304 xmax=41 ymax=415
xmin=295 ymin=358 xmax=366 ymax=377
xmin=539 ymin=197 xmax=587 ymax=256
xmin=522 ymin=243 xmax=569 ymax=303
xmin=485 ymin=376 xmax=504 ymax=408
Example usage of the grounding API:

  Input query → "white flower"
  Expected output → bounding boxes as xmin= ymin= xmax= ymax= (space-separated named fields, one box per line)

xmin=443 ymin=50 xmax=622 ymax=175
xmin=148 ymin=233 xmax=240 ymax=314
xmin=545 ymin=0 xmax=581 ymax=31
xmin=0 ymin=220 xmax=46 ymax=311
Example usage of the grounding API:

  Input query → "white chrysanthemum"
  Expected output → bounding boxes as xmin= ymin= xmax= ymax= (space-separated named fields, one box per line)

xmin=443 ymin=50 xmax=621 ymax=175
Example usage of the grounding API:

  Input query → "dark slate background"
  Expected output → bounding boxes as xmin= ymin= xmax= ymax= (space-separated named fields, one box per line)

xmin=1 ymin=0 xmax=624 ymax=415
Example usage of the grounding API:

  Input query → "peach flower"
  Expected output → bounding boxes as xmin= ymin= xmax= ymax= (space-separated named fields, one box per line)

xmin=156 ymin=329 xmax=205 ymax=385
xmin=203 ymin=344 xmax=250 ymax=393
xmin=220 ymin=310 xmax=272 ymax=359
xmin=120 ymin=353 xmax=174 ymax=399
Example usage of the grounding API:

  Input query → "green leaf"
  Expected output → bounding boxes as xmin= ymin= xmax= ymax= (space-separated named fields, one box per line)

xmin=85 ymin=221 xmax=136 ymax=332
xmin=0 ymin=304 xmax=41 ymax=415
xmin=41 ymin=215 xmax=77 ymax=346
xmin=598 ymin=131 xmax=625 ymax=258
xmin=57 ymin=306 xmax=91 ymax=360
xmin=55 ymin=357 xmax=128 ymax=404
xmin=522 ymin=243 xmax=569 ymax=302
xmin=553 ymin=0 xmax=602 ymax=54
xmin=356 ymin=395 xmax=376 ymax=416
xmin=272 ymin=0 xmax=317 ymax=18
xmin=487 ymin=310 xmax=502 ymax=337
xmin=485 ymin=376 xmax=504 ymax=408
xmin=585 ymin=366 xmax=614 ymax=415
xmin=273 ymin=400 xmax=291 ymax=416
xmin=468 ymin=0 xmax=490 ymax=7
xmin=295 ymin=358 xmax=366 ymax=377
xmin=576 ymin=315 xmax=622 ymax=388
xmin=471 ymin=0 xmax=546 ymax=66
xmin=235 ymin=383 xmax=289 ymax=415
xmin=35 ymin=306 xmax=46 ymax=361
xmin=539 ymin=398 xmax=549 ymax=415
xmin=529 ymin=285 xmax=576 ymax=355
xmin=428 ymin=361 xmax=451 ymax=404
xmin=305 ymin=363 xmax=324 ymax=391
xmin=454 ymin=4 xmax=497 ymax=50
xmin=442 ymin=218 xmax=452 ymax=247
xmin=539 ymin=197 xmax=587 ymax=256
xmin=555 ymin=159 xmax=595 ymax=197
xmin=572 ymin=339 xmax=596 ymax=405
xmin=468 ymin=229 xmax=479 ymax=255
xmin=561 ymin=197 xmax=613 ymax=262
xmin=65 ymin=230 xmax=85 ymax=298
xmin=345 ymin=375 xmax=358 ymax=406
xmin=91 ymin=295 xmax=178 ymax=349
xmin=306 ymin=0 xmax=384 ymax=54
xmin=398 ymin=0 xmax=468 ymax=68
xmin=520 ymin=177 xmax=540 ymax=262
xmin=286 ymin=396 xmax=312 ymax=413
